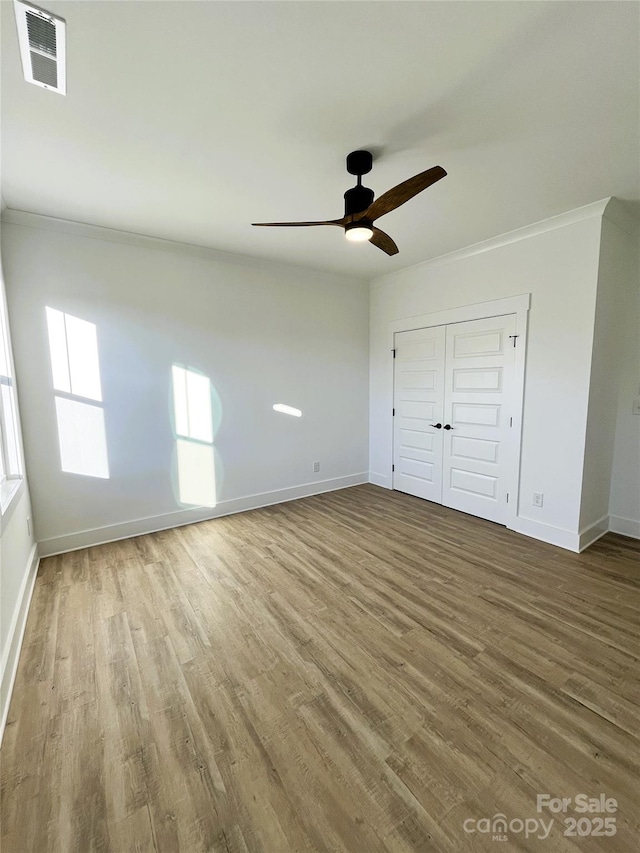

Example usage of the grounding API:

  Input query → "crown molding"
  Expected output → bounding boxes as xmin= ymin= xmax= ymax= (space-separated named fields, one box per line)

xmin=0 ymin=208 xmax=366 ymax=284
xmin=371 ymin=198 xmax=611 ymax=289
xmin=2 ymin=199 xmax=623 ymax=287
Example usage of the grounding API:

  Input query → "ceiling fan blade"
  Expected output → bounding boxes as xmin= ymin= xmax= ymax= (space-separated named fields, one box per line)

xmin=361 ymin=165 xmax=447 ymax=222
xmin=252 ymin=219 xmax=344 ymax=227
xmin=370 ymin=227 xmax=399 ymax=256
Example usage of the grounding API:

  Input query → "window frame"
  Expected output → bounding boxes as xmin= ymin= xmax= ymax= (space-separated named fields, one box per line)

xmin=0 ymin=281 xmax=25 ymax=515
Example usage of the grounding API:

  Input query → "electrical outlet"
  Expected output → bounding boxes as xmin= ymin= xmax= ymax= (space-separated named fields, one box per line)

xmin=533 ymin=493 xmax=544 ymax=508
xmin=27 ymin=516 xmax=32 ymax=536
xmin=313 ymin=461 xmax=320 ymax=473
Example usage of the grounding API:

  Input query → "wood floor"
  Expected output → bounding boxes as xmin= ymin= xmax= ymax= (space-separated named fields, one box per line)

xmin=1 ymin=485 xmax=639 ymax=852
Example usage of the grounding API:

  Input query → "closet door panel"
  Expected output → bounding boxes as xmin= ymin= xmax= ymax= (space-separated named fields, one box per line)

xmin=441 ymin=315 xmax=517 ymax=524
xmin=393 ymin=326 xmax=445 ymax=502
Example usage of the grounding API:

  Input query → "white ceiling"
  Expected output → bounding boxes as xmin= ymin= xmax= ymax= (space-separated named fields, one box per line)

xmin=1 ymin=1 xmax=639 ymax=278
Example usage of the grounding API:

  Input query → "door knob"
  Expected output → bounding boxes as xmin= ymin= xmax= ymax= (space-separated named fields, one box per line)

xmin=429 ymin=423 xmax=442 ymax=429
xmin=443 ymin=424 xmax=454 ymax=430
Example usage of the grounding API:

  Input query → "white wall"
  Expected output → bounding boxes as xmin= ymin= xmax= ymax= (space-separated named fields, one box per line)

xmin=0 ymin=244 xmax=38 ymax=743
xmin=607 ymin=214 xmax=640 ymax=538
xmin=1 ymin=213 xmax=369 ymax=555
xmin=370 ymin=202 xmax=606 ymax=550
xmin=579 ymin=207 xmax=639 ymax=542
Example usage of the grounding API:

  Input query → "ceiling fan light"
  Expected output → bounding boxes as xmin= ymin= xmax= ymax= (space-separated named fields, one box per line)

xmin=345 ymin=223 xmax=373 ymax=243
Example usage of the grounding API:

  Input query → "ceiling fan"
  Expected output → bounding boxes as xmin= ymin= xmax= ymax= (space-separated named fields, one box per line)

xmin=252 ymin=151 xmax=446 ymax=256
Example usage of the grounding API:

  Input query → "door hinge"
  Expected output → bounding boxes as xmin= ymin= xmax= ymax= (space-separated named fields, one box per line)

xmin=508 ymin=335 xmax=519 ymax=348
xmin=510 ymin=416 xmax=513 ymax=427
xmin=392 ymin=348 xmax=396 ymax=358
xmin=506 ymin=492 xmax=509 ymax=503
xmin=392 ymin=408 xmax=395 ymax=416
xmin=392 ymin=464 xmax=395 ymax=472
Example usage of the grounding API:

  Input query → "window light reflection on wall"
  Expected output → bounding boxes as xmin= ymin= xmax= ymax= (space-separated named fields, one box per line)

xmin=46 ymin=307 xmax=109 ymax=479
xmin=273 ymin=403 xmax=302 ymax=417
xmin=172 ymin=365 xmax=216 ymax=508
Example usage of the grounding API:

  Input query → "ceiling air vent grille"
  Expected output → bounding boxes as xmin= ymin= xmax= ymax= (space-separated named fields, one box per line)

xmin=30 ymin=50 xmax=57 ymax=87
xmin=27 ymin=11 xmax=57 ymax=54
xmin=14 ymin=1 xmax=66 ymax=94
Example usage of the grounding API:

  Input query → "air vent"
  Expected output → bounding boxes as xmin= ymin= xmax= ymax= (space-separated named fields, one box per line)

xmin=14 ymin=1 xmax=66 ymax=94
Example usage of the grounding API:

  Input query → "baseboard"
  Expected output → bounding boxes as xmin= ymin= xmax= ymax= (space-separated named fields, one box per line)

xmin=369 ymin=472 xmax=392 ymax=489
xmin=37 ymin=473 xmax=369 ymax=557
xmin=578 ymin=514 xmax=610 ymax=552
xmin=510 ymin=516 xmax=580 ymax=552
xmin=0 ymin=544 xmax=39 ymax=747
xmin=608 ymin=515 xmax=640 ymax=540
xmin=511 ymin=514 xmax=615 ymax=553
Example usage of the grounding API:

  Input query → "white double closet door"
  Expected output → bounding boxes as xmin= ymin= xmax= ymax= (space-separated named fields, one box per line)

xmin=393 ymin=314 xmax=517 ymax=525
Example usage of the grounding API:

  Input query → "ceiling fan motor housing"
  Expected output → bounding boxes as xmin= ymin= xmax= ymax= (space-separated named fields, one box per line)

xmin=344 ymin=184 xmax=374 ymax=216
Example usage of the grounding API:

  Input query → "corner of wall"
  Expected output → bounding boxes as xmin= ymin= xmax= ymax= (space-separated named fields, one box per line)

xmin=602 ymin=207 xmax=640 ymax=538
